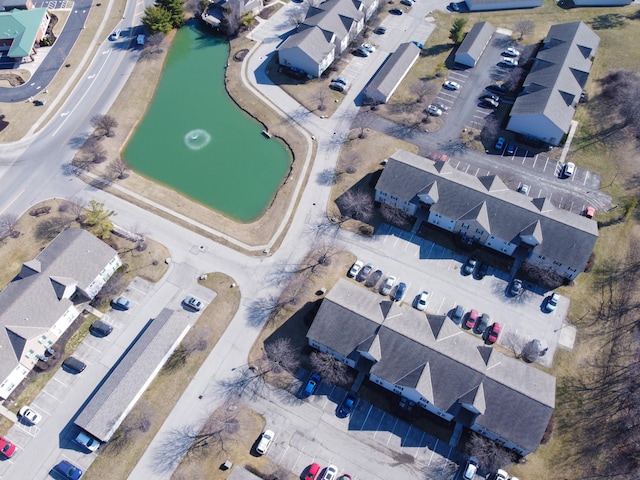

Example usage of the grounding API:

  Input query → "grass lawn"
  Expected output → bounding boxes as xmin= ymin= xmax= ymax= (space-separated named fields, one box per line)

xmin=84 ymin=272 xmax=241 ymax=480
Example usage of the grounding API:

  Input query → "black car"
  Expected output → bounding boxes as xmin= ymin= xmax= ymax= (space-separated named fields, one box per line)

xmin=474 ymin=313 xmax=490 ymax=334
xmin=90 ymin=320 xmax=113 ymax=337
xmin=475 ymin=262 xmax=489 ymax=279
xmin=463 ymin=257 xmax=477 ymax=276
xmin=353 ymin=48 xmax=369 ymax=57
xmin=62 ymin=357 xmax=86 ymax=374
xmin=480 ymin=98 xmax=499 ymax=109
xmin=336 ymin=392 xmax=357 ymax=418
xmin=389 ymin=7 xmax=404 ymax=14
xmin=480 ymin=93 xmax=500 ymax=102
xmin=486 ymin=83 xmax=507 ymax=93
xmin=374 ymin=26 xmax=387 ymax=34
xmin=394 ymin=282 xmax=407 ymax=302
xmin=432 ymin=101 xmax=449 ymax=111
xmin=329 ymin=82 xmax=344 ymax=92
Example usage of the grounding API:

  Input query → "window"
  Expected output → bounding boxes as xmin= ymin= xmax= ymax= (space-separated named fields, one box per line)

xmin=476 ymin=229 xmax=483 ymax=234
xmin=462 ymin=223 xmax=469 ymax=229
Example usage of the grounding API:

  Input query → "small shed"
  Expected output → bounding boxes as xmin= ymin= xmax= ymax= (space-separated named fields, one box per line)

xmin=364 ymin=42 xmax=421 ymax=104
xmin=454 ymin=21 xmax=495 ymax=68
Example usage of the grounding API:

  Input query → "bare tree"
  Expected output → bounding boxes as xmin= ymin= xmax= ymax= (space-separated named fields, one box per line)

xmin=310 ymin=351 xmax=352 ymax=386
xmin=85 ymin=138 xmax=107 ymax=163
xmin=0 ymin=213 xmax=19 ymax=238
xmin=67 ymin=196 xmax=86 ymax=222
xmin=352 ymin=113 xmax=375 ymax=139
xmin=105 ymin=402 xmax=155 ymax=455
xmin=521 ymin=262 xmax=566 ymax=289
xmin=164 ymin=339 xmax=208 ymax=371
xmin=261 ymin=338 xmax=300 ymax=374
xmin=246 ymin=292 xmax=299 ymax=328
xmin=410 ymin=81 xmax=437 ymax=103
xmin=502 ymin=67 xmax=526 ymax=92
xmin=338 ymin=188 xmax=374 ymax=221
xmin=380 ymin=204 xmax=412 ymax=229
xmin=464 ymin=433 xmax=515 ymax=472
xmin=288 ymin=6 xmax=308 ymax=27
xmin=222 ymin=1 xmax=242 ymax=37
xmin=217 ymin=366 xmax=268 ymax=401
xmin=514 ymin=20 xmax=534 ymax=41
xmin=342 ymin=150 xmax=360 ymax=174
xmin=315 ymin=86 xmax=328 ymax=111
xmin=108 ymin=157 xmax=130 ymax=179
xmin=600 ymin=70 xmax=640 ymax=139
xmin=90 ymin=114 xmax=118 ymax=138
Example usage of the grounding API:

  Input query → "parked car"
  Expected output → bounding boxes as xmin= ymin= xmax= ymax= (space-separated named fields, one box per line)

xmin=358 ymin=263 xmax=373 ymax=281
xmin=480 ymin=98 xmax=499 ymax=109
xmin=584 ymin=206 xmax=596 ymax=218
xmin=524 ymin=339 xmax=543 ymax=362
xmin=332 ymin=77 xmax=348 ymax=86
xmin=340 ymin=475 xmax=352 ymax=480
xmin=500 ymin=57 xmax=518 ymax=67
xmin=329 ymin=82 xmax=344 ymax=92
xmin=256 ymin=430 xmax=275 ymax=455
xmin=486 ymin=322 xmax=501 ymax=344
xmin=75 ymin=431 xmax=101 ymax=452
xmin=380 ymin=276 xmax=396 ymax=295
xmin=495 ymin=469 xmax=509 ymax=480
xmin=365 ymin=269 xmax=383 ymax=287
xmin=503 ymin=47 xmax=520 ymax=57
xmin=443 ymin=80 xmax=460 ymax=90
xmin=374 ymin=26 xmax=387 ymax=34
xmin=563 ymin=162 xmax=576 ymax=177
xmin=487 ymin=83 xmax=507 ymax=93
xmin=305 ymin=463 xmax=321 ymax=480
xmin=336 ymin=392 xmax=357 ymax=418
xmin=394 ymin=282 xmax=407 ymax=302
xmin=510 ymin=278 xmax=524 ymax=296
xmin=545 ymin=292 xmax=560 ymax=312
xmin=19 ymin=406 xmax=41 ymax=425
xmin=304 ymin=373 xmax=321 ymax=395
xmin=426 ymin=105 xmax=443 ymax=116
xmin=183 ymin=295 xmax=203 ymax=311
xmin=111 ymin=296 xmax=131 ymax=310
xmin=348 ymin=260 xmax=363 ymax=278
xmin=518 ymin=184 xmax=530 ymax=195
xmin=109 ymin=29 xmax=121 ymax=41
xmin=389 ymin=7 xmax=404 ymax=14
xmin=506 ymin=142 xmax=516 ymax=155
xmin=361 ymin=43 xmax=376 ymax=53
xmin=322 ymin=465 xmax=339 ymax=480
xmin=475 ymin=313 xmax=490 ymax=334
xmin=353 ymin=47 xmax=369 ymax=57
xmin=480 ymin=93 xmax=500 ymax=102
xmin=463 ymin=257 xmax=477 ymax=275
xmin=449 ymin=1 xmax=460 ymax=11
xmin=431 ymin=101 xmax=449 ymax=111
xmin=53 ymin=460 xmax=82 ymax=479
xmin=0 ymin=437 xmax=16 ymax=458
xmin=428 ymin=152 xmax=449 ymax=162
xmin=451 ymin=305 xmax=465 ymax=324
xmin=462 ymin=456 xmax=479 ymax=480
xmin=465 ymin=309 xmax=479 ymax=329
xmin=475 ymin=262 xmax=489 ymax=279
xmin=62 ymin=356 xmax=86 ymax=374
xmin=415 ymin=291 xmax=429 ymax=311
xmin=90 ymin=319 xmax=113 ymax=337
xmin=400 ymin=0 xmax=413 ymax=6
xmin=494 ymin=136 xmax=506 ymax=150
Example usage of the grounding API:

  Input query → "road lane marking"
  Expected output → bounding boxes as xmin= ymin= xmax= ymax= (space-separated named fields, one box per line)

xmin=0 ymin=189 xmax=25 ymax=214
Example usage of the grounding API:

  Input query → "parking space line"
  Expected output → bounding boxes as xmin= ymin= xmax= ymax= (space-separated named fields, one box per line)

xmin=52 ymin=377 xmax=69 ymax=387
xmin=360 ymin=404 xmax=373 ymax=430
xmin=414 ymin=431 xmax=426 ymax=458
xmin=372 ymin=411 xmax=386 ymax=438
xmin=84 ymin=342 xmax=102 ymax=353
xmin=277 ymin=444 xmax=290 ymax=464
xmin=436 ymin=297 xmax=446 ymax=314
xmin=32 ymin=404 xmax=51 ymax=415
xmin=387 ymin=418 xmax=399 ymax=444
xmin=42 ymin=389 xmax=59 ymax=401
xmin=427 ymin=439 xmax=438 ymax=465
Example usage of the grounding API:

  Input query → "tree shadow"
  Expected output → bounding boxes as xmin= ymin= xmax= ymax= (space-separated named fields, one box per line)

xmin=0 ymin=114 xmax=8 ymax=132
xmin=589 ymin=13 xmax=627 ymax=30
xmin=421 ymin=43 xmax=452 ymax=58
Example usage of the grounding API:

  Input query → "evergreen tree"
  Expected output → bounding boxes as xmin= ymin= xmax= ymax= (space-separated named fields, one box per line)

xmin=157 ymin=0 xmax=185 ymax=28
xmin=449 ymin=18 xmax=467 ymax=44
xmin=142 ymin=5 xmax=173 ymax=34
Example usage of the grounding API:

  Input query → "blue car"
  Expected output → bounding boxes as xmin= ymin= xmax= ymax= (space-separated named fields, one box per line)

xmin=304 ymin=373 xmax=321 ymax=395
xmin=394 ymin=282 xmax=407 ymax=302
xmin=336 ymin=392 xmax=357 ymax=418
xmin=53 ymin=460 xmax=83 ymax=480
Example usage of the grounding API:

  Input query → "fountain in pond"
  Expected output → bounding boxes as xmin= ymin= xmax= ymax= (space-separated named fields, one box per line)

xmin=184 ymin=129 xmax=211 ymax=151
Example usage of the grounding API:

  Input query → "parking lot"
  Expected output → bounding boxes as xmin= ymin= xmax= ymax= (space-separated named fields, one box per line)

xmin=250 ymin=377 xmax=459 ymax=480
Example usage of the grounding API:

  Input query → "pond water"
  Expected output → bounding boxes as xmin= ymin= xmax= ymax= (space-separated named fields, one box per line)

xmin=124 ymin=23 xmax=291 ymax=222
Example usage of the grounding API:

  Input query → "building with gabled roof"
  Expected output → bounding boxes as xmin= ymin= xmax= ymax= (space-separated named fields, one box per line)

xmin=454 ymin=21 xmax=494 ymax=68
xmin=0 ymin=228 xmax=122 ymax=398
xmin=364 ymin=42 xmax=421 ymax=104
xmin=507 ymin=21 xmax=600 ymax=146
xmin=0 ymin=7 xmax=50 ymax=62
xmin=374 ymin=150 xmax=598 ymax=280
xmin=307 ymin=279 xmax=556 ymax=456
xmin=277 ymin=0 xmax=378 ymax=77
xmin=464 ymin=0 xmax=542 ymax=11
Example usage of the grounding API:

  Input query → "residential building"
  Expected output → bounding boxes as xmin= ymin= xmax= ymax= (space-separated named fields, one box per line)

xmin=364 ymin=42 xmax=421 ymax=104
xmin=507 ymin=21 xmax=600 ymax=146
xmin=454 ymin=21 xmax=494 ymax=68
xmin=277 ymin=0 xmax=379 ymax=78
xmin=464 ymin=0 xmax=542 ymax=11
xmin=307 ymin=279 xmax=556 ymax=456
xmin=201 ymin=0 xmax=264 ymax=29
xmin=74 ymin=308 xmax=191 ymax=443
xmin=374 ymin=150 xmax=598 ymax=281
xmin=572 ymin=0 xmax=631 ymax=5
xmin=0 ymin=228 xmax=122 ymax=399
xmin=0 ymin=7 xmax=50 ymax=62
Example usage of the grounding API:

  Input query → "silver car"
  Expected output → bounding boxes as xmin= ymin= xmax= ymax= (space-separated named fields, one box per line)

xmin=380 ymin=276 xmax=396 ymax=295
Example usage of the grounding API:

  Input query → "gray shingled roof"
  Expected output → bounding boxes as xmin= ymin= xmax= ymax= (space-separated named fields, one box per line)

xmin=376 ymin=150 xmax=598 ymax=274
xmin=509 ymin=22 xmax=600 ymax=134
xmin=0 ymin=229 xmax=118 ymax=381
xmin=454 ymin=21 xmax=494 ymax=67
xmin=364 ymin=42 xmax=421 ymax=103
xmin=307 ymin=279 xmax=555 ymax=452
xmin=302 ymin=0 xmax=364 ymax=44
xmin=278 ymin=26 xmax=335 ymax=64
xmin=74 ymin=309 xmax=191 ymax=442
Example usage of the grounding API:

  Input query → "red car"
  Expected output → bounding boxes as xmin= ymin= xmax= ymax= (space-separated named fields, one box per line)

xmin=0 ymin=437 xmax=16 ymax=458
xmin=465 ymin=309 xmax=479 ymax=329
xmin=305 ymin=463 xmax=321 ymax=480
xmin=486 ymin=323 xmax=501 ymax=344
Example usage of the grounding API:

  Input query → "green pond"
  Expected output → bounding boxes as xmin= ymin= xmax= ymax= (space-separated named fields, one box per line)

xmin=124 ymin=24 xmax=291 ymax=222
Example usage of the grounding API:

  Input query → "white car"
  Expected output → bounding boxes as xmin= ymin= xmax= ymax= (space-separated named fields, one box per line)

xmin=256 ymin=430 xmax=274 ymax=455
xmin=563 ymin=162 xmax=575 ymax=177
xmin=380 ymin=276 xmax=396 ymax=295
xmin=462 ymin=457 xmax=479 ymax=480
xmin=415 ymin=291 xmax=429 ymax=311
xmin=348 ymin=260 xmax=363 ymax=278
xmin=500 ymin=57 xmax=518 ymax=67
xmin=183 ymin=295 xmax=203 ymax=311
xmin=19 ymin=406 xmax=41 ymax=425
xmin=443 ymin=80 xmax=460 ymax=90
xmin=495 ymin=469 xmax=509 ymax=480
xmin=361 ymin=43 xmax=376 ymax=53
xmin=322 ymin=465 xmax=339 ymax=480
xmin=503 ymin=47 xmax=520 ymax=57
xmin=545 ymin=292 xmax=560 ymax=312
xmin=426 ymin=105 xmax=443 ymax=116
